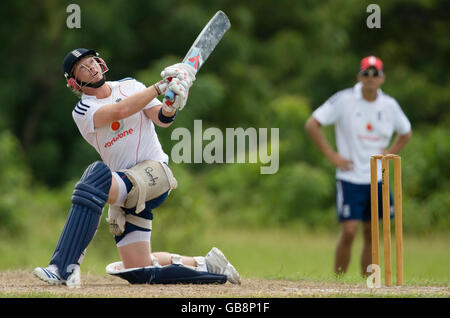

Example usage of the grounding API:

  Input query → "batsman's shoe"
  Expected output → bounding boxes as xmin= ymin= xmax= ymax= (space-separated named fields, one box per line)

xmin=205 ymin=247 xmax=241 ymax=285
xmin=34 ymin=265 xmax=63 ymax=285
xmin=33 ymin=264 xmax=81 ymax=288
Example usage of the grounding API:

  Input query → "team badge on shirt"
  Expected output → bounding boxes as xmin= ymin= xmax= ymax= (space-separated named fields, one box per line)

xmin=109 ymin=119 xmax=124 ymax=135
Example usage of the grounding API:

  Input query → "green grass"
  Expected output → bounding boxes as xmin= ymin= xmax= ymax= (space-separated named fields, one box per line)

xmin=0 ymin=225 xmax=448 ymax=287
xmin=203 ymin=226 xmax=450 ymax=286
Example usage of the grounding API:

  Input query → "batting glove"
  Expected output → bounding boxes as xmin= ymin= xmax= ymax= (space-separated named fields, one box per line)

xmin=162 ymin=77 xmax=190 ymax=112
xmin=154 ymin=80 xmax=168 ymax=96
xmin=161 ymin=63 xmax=196 ymax=89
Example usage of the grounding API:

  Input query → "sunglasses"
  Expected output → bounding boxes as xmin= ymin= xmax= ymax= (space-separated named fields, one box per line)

xmin=360 ymin=69 xmax=382 ymax=77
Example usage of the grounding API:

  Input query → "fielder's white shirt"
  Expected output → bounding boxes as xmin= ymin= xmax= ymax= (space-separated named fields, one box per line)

xmin=72 ymin=78 xmax=168 ymax=171
xmin=313 ymin=82 xmax=411 ymax=184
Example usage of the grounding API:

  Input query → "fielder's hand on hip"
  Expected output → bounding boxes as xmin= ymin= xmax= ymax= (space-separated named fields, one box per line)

xmin=330 ymin=152 xmax=354 ymax=171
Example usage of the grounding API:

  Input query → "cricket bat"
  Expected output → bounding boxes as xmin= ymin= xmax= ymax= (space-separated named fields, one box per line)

xmin=164 ymin=10 xmax=231 ymax=107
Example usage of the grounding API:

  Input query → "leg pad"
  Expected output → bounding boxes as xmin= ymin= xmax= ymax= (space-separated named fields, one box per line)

xmin=107 ymin=263 xmax=227 ymax=285
xmin=50 ymin=161 xmax=111 ymax=280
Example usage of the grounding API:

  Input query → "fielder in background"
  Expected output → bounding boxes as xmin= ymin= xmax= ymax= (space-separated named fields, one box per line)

xmin=305 ymin=56 xmax=412 ymax=277
xmin=33 ymin=48 xmax=240 ymax=287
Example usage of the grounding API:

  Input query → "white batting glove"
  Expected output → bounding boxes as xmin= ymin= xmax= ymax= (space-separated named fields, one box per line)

xmin=161 ymin=63 xmax=196 ymax=88
xmin=106 ymin=205 xmax=126 ymax=236
xmin=153 ymin=80 xmax=168 ymax=95
xmin=162 ymin=77 xmax=190 ymax=112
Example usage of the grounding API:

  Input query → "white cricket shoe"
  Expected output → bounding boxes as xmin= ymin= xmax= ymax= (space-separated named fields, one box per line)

xmin=33 ymin=264 xmax=81 ymax=288
xmin=205 ymin=247 xmax=241 ymax=285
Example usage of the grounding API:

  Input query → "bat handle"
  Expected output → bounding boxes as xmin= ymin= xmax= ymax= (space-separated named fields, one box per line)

xmin=163 ymin=76 xmax=175 ymax=106
xmin=164 ymin=90 xmax=175 ymax=106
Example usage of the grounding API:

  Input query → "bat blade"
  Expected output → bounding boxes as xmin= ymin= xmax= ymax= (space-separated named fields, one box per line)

xmin=183 ymin=10 xmax=231 ymax=72
xmin=164 ymin=11 xmax=230 ymax=106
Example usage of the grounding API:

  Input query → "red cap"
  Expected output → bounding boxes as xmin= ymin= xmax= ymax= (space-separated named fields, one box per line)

xmin=360 ymin=56 xmax=383 ymax=72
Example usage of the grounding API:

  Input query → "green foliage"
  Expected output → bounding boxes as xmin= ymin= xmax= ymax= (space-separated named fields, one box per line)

xmin=0 ymin=131 xmax=30 ymax=234
xmin=400 ymin=126 xmax=450 ymax=234
xmin=0 ymin=0 xmax=448 ymax=248
xmin=1 ymin=0 xmax=448 ymax=184
xmin=402 ymin=126 xmax=450 ymax=199
xmin=150 ymin=164 xmax=211 ymax=255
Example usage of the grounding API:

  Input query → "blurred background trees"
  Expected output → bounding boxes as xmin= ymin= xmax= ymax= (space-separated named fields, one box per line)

xmin=0 ymin=0 xmax=448 ymax=245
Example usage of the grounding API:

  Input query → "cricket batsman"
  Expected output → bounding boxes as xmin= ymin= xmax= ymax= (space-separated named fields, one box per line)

xmin=33 ymin=48 xmax=241 ymax=286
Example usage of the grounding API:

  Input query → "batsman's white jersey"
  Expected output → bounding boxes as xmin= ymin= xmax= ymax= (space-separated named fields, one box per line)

xmin=313 ymin=82 xmax=411 ymax=184
xmin=72 ymin=78 xmax=169 ymax=171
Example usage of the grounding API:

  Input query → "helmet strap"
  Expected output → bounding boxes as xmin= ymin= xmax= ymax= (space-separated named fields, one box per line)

xmin=72 ymin=56 xmax=109 ymax=89
xmin=78 ymin=75 xmax=106 ymax=88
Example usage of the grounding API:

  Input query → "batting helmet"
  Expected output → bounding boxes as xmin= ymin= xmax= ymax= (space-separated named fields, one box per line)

xmin=63 ymin=48 xmax=108 ymax=91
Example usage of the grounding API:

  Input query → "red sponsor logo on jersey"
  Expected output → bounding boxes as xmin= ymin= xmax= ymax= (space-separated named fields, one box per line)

xmin=109 ymin=120 xmax=124 ymax=134
xmin=111 ymin=121 xmax=121 ymax=131
xmin=104 ymin=128 xmax=134 ymax=148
